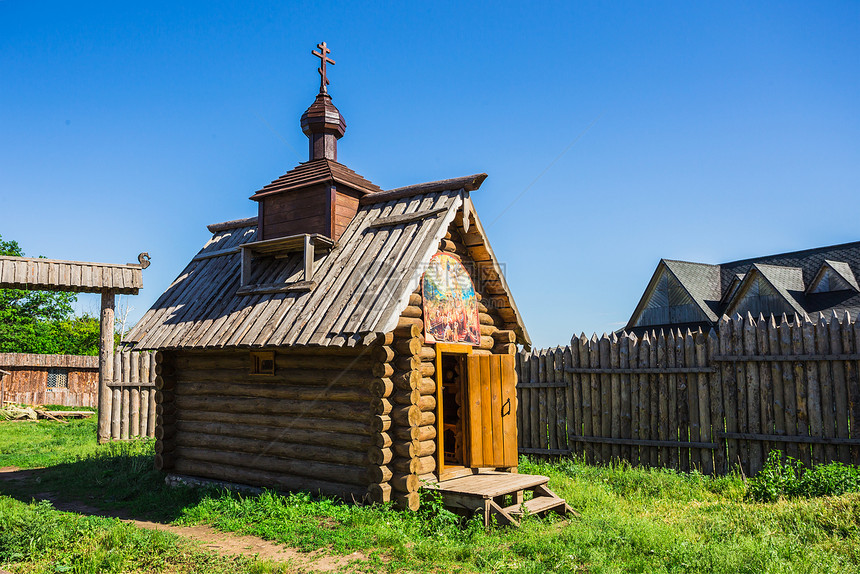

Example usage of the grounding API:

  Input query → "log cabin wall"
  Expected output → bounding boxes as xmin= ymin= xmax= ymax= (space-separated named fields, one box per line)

xmin=153 ymin=347 xmax=378 ymax=500
xmin=377 ymin=212 xmax=520 ymax=510
xmin=0 ymin=353 xmax=98 ymax=407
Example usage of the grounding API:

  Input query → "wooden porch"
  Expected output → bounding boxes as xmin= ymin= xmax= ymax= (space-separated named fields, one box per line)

xmin=427 ymin=471 xmax=573 ymax=527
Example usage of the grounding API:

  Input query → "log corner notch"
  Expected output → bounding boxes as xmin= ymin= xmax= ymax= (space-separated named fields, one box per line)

xmin=153 ymin=350 xmax=177 ymax=469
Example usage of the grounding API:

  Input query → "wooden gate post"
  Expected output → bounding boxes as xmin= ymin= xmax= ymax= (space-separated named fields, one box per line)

xmin=98 ymin=290 xmax=116 ymax=443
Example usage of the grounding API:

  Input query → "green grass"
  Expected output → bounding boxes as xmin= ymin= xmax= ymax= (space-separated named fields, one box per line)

xmin=0 ymin=415 xmax=104 ymax=468
xmin=2 ymin=417 xmax=860 ymax=573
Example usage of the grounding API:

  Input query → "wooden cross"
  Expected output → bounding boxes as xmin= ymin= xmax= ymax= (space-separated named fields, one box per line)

xmin=312 ymin=41 xmax=335 ymax=94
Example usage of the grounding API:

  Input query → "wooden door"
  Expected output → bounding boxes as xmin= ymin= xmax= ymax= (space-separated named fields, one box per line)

xmin=466 ymin=354 xmax=518 ymax=468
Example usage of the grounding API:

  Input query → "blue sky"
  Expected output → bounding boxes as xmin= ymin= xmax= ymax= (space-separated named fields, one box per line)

xmin=2 ymin=1 xmax=858 ymax=348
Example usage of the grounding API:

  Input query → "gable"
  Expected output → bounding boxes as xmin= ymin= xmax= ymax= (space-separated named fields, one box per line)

xmin=630 ymin=264 xmax=711 ymax=328
xmin=724 ymin=266 xmax=804 ymax=319
xmin=808 ymin=260 xmax=860 ymax=294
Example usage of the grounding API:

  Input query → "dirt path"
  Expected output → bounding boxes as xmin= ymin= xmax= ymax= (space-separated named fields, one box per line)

xmin=0 ymin=467 xmax=367 ymax=572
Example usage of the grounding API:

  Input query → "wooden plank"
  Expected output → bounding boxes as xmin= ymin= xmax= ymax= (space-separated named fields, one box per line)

xmin=130 ymin=352 xmax=140 ymax=438
xmin=568 ymin=436 xmax=718 ymax=449
xmin=708 ymin=329 xmax=726 ymax=474
xmin=500 ymin=355 xmax=518 ymax=468
xmin=571 ymin=338 xmax=584 ymax=458
xmin=554 ymin=347 xmax=566 ymax=453
xmin=599 ymin=336 xmax=612 ymax=463
xmin=545 ymin=349 xmax=557 ymax=451
xmin=657 ymin=331 xmax=669 ymax=466
xmin=489 ymin=355 xmax=504 ymax=465
xmin=619 ymin=333 xmax=632 ymax=463
xmin=768 ymin=316 xmax=785 ymax=457
xmin=851 ymin=320 xmax=860 ymax=465
xmin=712 ymin=354 xmax=860 ymax=361
xmin=366 ymin=206 xmax=448 ymax=228
xmin=564 ymin=345 xmax=576 ymax=457
xmin=564 ymin=367 xmax=715 ymax=374
xmin=803 ymin=319 xmax=824 ymax=464
xmin=638 ymin=334 xmax=651 ymax=467
xmin=731 ymin=317 xmax=748 ymax=475
xmin=515 ymin=351 xmax=525 ymax=451
xmin=778 ymin=316 xmax=799 ymax=460
xmin=816 ymin=316 xmax=837 ymax=463
xmin=610 ymin=334 xmax=621 ymax=462
xmin=757 ymin=316 xmax=774 ymax=465
xmin=529 ymin=352 xmax=540 ymax=453
xmin=830 ymin=313 xmax=851 ymax=463
xmin=793 ymin=316 xmax=811 ymax=467
xmin=467 ymin=355 xmax=484 ymax=467
xmin=111 ymin=352 xmax=121 ymax=439
xmin=630 ymin=334 xmax=641 ymax=465
xmin=695 ymin=331 xmax=713 ymax=474
xmin=519 ymin=351 xmax=531 ymax=450
xmin=579 ymin=335 xmax=593 ymax=462
xmin=681 ymin=331 xmax=694 ymax=473
xmin=648 ymin=333 xmax=659 ymax=467
xmin=537 ymin=350 xmax=549 ymax=452
xmin=743 ymin=315 xmax=763 ymax=475
xmin=480 ymin=354 xmax=494 ymax=464
xmin=667 ymin=330 xmax=678 ymax=470
xmin=590 ymin=335 xmax=601 ymax=464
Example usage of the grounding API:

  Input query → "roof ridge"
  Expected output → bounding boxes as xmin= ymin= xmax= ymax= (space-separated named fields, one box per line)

xmin=360 ymin=173 xmax=487 ymax=206
xmin=207 ymin=217 xmax=258 ymax=233
xmin=723 ymin=240 xmax=860 ymax=267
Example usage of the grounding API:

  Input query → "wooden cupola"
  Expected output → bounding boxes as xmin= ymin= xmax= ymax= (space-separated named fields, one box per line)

xmin=250 ymin=42 xmax=381 ymax=242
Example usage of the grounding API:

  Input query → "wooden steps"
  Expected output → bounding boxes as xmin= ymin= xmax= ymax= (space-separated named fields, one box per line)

xmin=428 ymin=471 xmax=573 ymax=527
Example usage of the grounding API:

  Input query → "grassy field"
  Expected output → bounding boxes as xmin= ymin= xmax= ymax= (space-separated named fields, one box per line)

xmin=1 ymin=416 xmax=859 ymax=573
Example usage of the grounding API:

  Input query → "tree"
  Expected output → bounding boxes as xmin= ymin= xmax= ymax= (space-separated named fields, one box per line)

xmin=0 ymin=234 xmax=102 ymax=355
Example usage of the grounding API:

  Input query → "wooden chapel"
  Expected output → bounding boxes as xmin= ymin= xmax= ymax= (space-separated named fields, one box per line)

xmin=127 ymin=43 xmax=570 ymax=522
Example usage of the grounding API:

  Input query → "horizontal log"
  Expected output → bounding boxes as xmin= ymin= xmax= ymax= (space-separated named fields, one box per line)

xmin=400 ymin=306 xmax=422 ymax=319
xmin=493 ymin=343 xmax=517 ymax=355
xmin=368 ymin=465 xmax=392 ymax=484
xmin=478 ymin=336 xmax=494 ymax=350
xmin=418 ymin=346 xmax=436 ymax=361
xmin=393 ymin=491 xmax=420 ymax=511
xmin=370 ymin=415 xmax=391 ymax=433
xmin=394 ymin=337 xmax=422 ymax=356
xmin=419 ymin=410 xmax=435 ymax=426
xmin=154 ymin=453 xmax=174 ymax=470
xmin=175 ymin=419 xmax=372 ymax=451
xmin=174 ymin=353 xmax=375 ymax=371
xmin=417 ymin=395 xmax=436 ymax=412
xmin=155 ymin=425 xmax=175 ymax=440
xmin=172 ymin=459 xmax=367 ymax=500
xmin=178 ymin=410 xmax=370 ymax=436
xmin=176 ymin=368 xmax=375 ymax=387
xmin=408 ymin=293 xmax=422 ymax=306
xmin=394 ymin=355 xmax=421 ymax=371
xmin=173 ymin=445 xmax=369 ymax=486
xmin=391 ymin=405 xmax=421 ymax=426
xmin=563 ymin=367 xmax=715 ymax=375
xmin=368 ymin=482 xmax=392 ymax=503
xmin=393 ymin=323 xmax=421 ymax=339
xmin=391 ymin=455 xmax=435 ymax=475
xmin=715 ymin=432 xmax=860 ymax=445
xmin=372 ymin=362 xmax=394 ymax=378
xmin=392 ymin=369 xmax=420 ymax=391
xmin=156 ymin=414 xmax=175 ymax=428
xmin=418 ymin=362 xmax=435 ymax=377
xmin=155 ymin=403 xmax=176 ymax=417
xmin=175 ymin=431 xmax=367 ymax=467
xmin=155 ymin=390 xmax=175 ymax=404
xmin=394 ymin=425 xmax=437 ymax=442
xmin=394 ymin=440 xmax=435 ymax=459
xmin=154 ymin=364 xmax=174 ymax=377
xmin=370 ymin=377 xmax=394 ymax=398
xmin=480 ymin=324 xmax=497 ymax=337
xmin=155 ymin=351 xmax=169 ymax=365
xmin=493 ymin=330 xmax=516 ymax=343
xmin=478 ymin=313 xmax=494 ymax=326
xmin=154 ymin=439 xmax=171 ymax=454
xmin=370 ymin=398 xmax=392 ymax=415
xmin=176 ymin=381 xmax=372 ymax=403
xmin=373 ymin=346 xmax=395 ymax=363
xmin=392 ymin=389 xmax=420 ymax=406
xmin=367 ymin=447 xmax=393 ymax=465
xmin=397 ymin=316 xmax=424 ymax=331
xmin=374 ymin=432 xmax=392 ymax=448
xmin=154 ymin=375 xmax=174 ymax=391
xmin=391 ymin=473 xmax=420 ymax=493
xmin=175 ymin=395 xmax=369 ymax=422
xmin=418 ymin=377 xmax=436 ymax=395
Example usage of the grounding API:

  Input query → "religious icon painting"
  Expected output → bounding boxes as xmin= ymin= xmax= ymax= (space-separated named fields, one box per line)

xmin=422 ymin=252 xmax=480 ymax=345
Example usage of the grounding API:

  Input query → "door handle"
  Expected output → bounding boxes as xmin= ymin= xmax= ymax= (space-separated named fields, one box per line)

xmin=502 ymin=398 xmax=511 ymax=417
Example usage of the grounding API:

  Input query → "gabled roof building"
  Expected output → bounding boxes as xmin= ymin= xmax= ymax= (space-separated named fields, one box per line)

xmin=626 ymin=241 xmax=860 ymax=334
xmin=123 ymin=44 xmax=564 ymax=519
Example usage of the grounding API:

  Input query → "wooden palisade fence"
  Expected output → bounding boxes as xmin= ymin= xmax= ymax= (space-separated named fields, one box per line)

xmin=516 ymin=312 xmax=860 ymax=476
xmin=105 ymin=349 xmax=156 ymax=440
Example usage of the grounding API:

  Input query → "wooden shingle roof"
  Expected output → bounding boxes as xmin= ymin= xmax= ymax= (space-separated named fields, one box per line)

xmin=249 ymin=158 xmax=382 ymax=199
xmin=127 ymin=175 xmax=528 ymax=349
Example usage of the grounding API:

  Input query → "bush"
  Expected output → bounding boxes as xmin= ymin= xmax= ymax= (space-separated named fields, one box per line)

xmin=745 ymin=450 xmax=860 ymax=502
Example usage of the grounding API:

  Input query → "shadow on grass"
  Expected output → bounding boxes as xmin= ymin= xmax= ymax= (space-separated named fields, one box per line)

xmin=0 ymin=444 xmax=205 ymax=524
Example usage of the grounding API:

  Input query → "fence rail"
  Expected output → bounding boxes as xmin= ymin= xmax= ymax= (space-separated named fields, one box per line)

xmin=105 ymin=350 xmax=156 ymax=440
xmin=516 ymin=313 xmax=860 ymax=476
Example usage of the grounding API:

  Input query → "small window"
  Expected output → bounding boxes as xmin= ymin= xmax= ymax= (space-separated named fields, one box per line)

xmin=250 ymin=351 xmax=275 ymax=375
xmin=47 ymin=368 xmax=68 ymax=390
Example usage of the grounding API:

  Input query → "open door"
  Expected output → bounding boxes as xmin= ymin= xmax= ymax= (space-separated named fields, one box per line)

xmin=466 ymin=354 xmax=518 ymax=468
